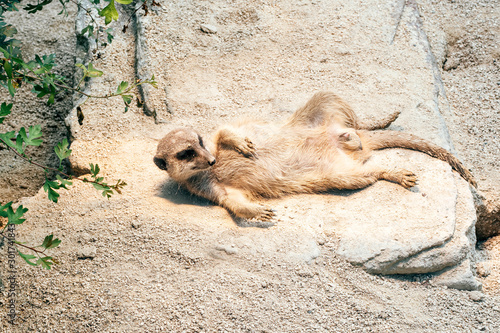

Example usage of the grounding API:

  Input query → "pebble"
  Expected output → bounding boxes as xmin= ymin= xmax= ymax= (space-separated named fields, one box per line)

xmin=200 ymin=24 xmax=218 ymax=34
xmin=476 ymin=262 xmax=491 ymax=277
xmin=469 ymin=291 xmax=484 ymax=302
xmin=215 ymin=244 xmax=237 ymax=255
xmin=77 ymin=246 xmax=97 ymax=260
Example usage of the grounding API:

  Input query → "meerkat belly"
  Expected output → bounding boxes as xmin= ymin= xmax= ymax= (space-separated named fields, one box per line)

xmin=213 ymin=144 xmax=292 ymax=198
xmin=212 ymin=127 xmax=362 ymax=198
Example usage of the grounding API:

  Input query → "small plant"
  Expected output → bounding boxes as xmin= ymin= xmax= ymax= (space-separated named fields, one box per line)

xmin=0 ymin=0 xmax=156 ymax=270
xmin=0 ymin=100 xmax=126 ymax=268
xmin=1 ymin=202 xmax=60 ymax=269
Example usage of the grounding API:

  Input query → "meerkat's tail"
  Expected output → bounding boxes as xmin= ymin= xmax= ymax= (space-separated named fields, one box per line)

xmin=359 ymin=130 xmax=477 ymax=187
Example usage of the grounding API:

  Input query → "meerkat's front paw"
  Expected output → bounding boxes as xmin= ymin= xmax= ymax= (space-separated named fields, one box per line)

xmin=235 ymin=137 xmax=257 ymax=158
xmin=253 ymin=207 xmax=276 ymax=222
xmin=233 ymin=203 xmax=276 ymax=222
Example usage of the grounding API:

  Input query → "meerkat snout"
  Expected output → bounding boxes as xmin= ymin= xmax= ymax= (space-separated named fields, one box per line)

xmin=154 ymin=156 xmax=167 ymax=170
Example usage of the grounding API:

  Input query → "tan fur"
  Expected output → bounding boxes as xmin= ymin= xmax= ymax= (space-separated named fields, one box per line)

xmin=154 ymin=92 xmax=476 ymax=221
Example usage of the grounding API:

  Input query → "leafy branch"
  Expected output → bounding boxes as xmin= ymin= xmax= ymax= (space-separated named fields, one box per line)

xmin=0 ymin=0 xmax=156 ymax=272
xmin=0 ymin=101 xmax=125 ymax=269
xmin=0 ymin=0 xmax=157 ymax=111
xmin=0 ymin=202 xmax=61 ymax=269
xmin=0 ymin=45 xmax=157 ymax=111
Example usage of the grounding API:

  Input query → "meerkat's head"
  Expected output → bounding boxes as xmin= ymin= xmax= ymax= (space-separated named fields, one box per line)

xmin=154 ymin=128 xmax=216 ymax=182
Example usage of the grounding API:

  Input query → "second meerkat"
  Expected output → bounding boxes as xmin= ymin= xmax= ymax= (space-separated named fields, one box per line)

xmin=154 ymin=92 xmax=476 ymax=221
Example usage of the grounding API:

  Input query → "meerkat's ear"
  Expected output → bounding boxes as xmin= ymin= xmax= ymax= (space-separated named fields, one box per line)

xmin=339 ymin=132 xmax=351 ymax=141
xmin=153 ymin=156 xmax=168 ymax=170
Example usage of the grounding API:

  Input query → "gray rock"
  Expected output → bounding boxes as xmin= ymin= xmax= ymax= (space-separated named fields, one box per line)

xmin=200 ymin=24 xmax=218 ymax=34
xmin=77 ymin=246 xmax=97 ymax=260
xmin=331 ymin=151 xmax=460 ymax=274
xmin=380 ymin=174 xmax=476 ymax=275
xmin=476 ymin=262 xmax=492 ymax=278
xmin=469 ymin=291 xmax=485 ymax=302
xmin=432 ymin=259 xmax=482 ymax=291
xmin=215 ymin=244 xmax=238 ymax=255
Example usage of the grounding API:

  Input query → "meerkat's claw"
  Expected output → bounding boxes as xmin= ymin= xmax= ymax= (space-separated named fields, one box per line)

xmin=399 ymin=169 xmax=418 ymax=188
xmin=254 ymin=207 xmax=276 ymax=222
xmin=235 ymin=137 xmax=257 ymax=158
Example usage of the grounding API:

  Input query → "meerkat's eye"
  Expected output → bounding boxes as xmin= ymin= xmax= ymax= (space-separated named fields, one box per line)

xmin=176 ymin=149 xmax=196 ymax=160
xmin=198 ymin=135 xmax=204 ymax=147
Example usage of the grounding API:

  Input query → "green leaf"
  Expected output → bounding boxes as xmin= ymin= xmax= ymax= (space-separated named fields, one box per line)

xmin=0 ymin=202 xmax=13 ymax=218
xmin=19 ymin=125 xmax=43 ymax=146
xmin=0 ymin=131 xmax=16 ymax=149
xmin=14 ymin=133 xmax=23 ymax=154
xmin=48 ymin=93 xmax=55 ymax=104
xmin=54 ymin=138 xmax=71 ymax=162
xmin=122 ymin=94 xmax=132 ymax=105
xmin=90 ymin=163 xmax=100 ymax=177
xmin=4 ymin=59 xmax=13 ymax=78
xmin=23 ymin=0 xmax=53 ymax=14
xmin=149 ymin=74 xmax=158 ymax=88
xmin=80 ymin=25 xmax=94 ymax=37
xmin=41 ymin=234 xmax=61 ymax=249
xmin=0 ymin=102 xmax=13 ymax=124
xmin=102 ymin=189 xmax=113 ymax=198
xmin=0 ymin=46 xmax=9 ymax=58
xmin=56 ymin=175 xmax=72 ymax=189
xmin=43 ymin=180 xmax=61 ymax=203
xmin=98 ymin=0 xmax=119 ymax=25
xmin=7 ymin=205 xmax=28 ymax=225
xmin=75 ymin=63 xmax=86 ymax=71
xmin=36 ymin=256 xmax=55 ymax=269
xmin=87 ymin=62 xmax=103 ymax=77
xmin=18 ymin=250 xmax=38 ymax=266
xmin=12 ymin=57 xmax=30 ymax=70
xmin=46 ymin=187 xmax=60 ymax=202
xmin=116 ymin=0 xmax=133 ymax=4
xmin=7 ymin=79 xmax=15 ymax=96
xmin=106 ymin=28 xmax=114 ymax=44
xmin=116 ymin=81 xmax=128 ymax=94
xmin=23 ymin=60 xmax=36 ymax=70
xmin=92 ymin=182 xmax=108 ymax=191
xmin=41 ymin=234 xmax=53 ymax=248
xmin=0 ymin=24 xmax=17 ymax=37
xmin=33 ymin=84 xmax=49 ymax=97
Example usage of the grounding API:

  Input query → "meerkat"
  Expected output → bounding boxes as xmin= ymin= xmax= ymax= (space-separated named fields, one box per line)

xmin=154 ymin=92 xmax=476 ymax=221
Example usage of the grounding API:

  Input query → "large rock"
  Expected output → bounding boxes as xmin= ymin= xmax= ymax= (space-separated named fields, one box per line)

xmin=127 ymin=0 xmax=480 ymax=288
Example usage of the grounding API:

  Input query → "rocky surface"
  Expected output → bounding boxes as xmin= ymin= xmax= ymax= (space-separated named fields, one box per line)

xmin=417 ymin=0 xmax=499 ymax=240
xmin=133 ymin=0 xmax=480 ymax=287
xmin=1 ymin=0 xmax=499 ymax=331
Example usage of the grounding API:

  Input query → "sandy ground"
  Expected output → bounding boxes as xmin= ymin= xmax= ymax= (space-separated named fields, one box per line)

xmin=1 ymin=0 xmax=499 ymax=332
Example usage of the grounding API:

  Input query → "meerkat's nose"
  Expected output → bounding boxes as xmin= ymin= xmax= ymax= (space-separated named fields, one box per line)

xmin=208 ymin=158 xmax=216 ymax=166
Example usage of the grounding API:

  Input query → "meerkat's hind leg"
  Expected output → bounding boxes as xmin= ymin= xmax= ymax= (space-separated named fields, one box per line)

xmin=214 ymin=127 xmax=257 ymax=158
xmin=356 ymin=110 xmax=401 ymax=130
xmin=286 ymin=91 xmax=359 ymax=128
xmin=302 ymin=166 xmax=418 ymax=191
